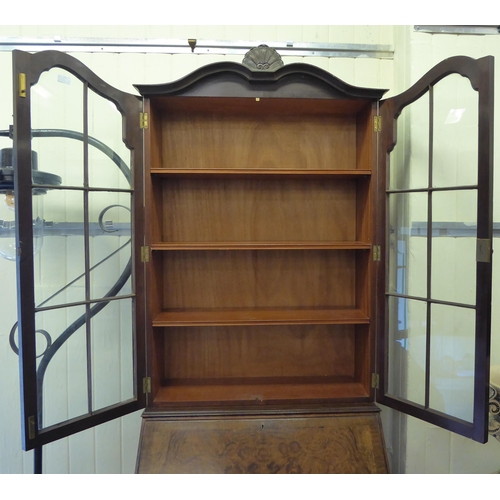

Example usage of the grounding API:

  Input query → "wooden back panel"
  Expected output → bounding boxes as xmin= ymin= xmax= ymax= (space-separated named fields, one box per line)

xmin=156 ymin=98 xmax=358 ymax=171
xmin=162 ymin=250 xmax=356 ymax=310
xmin=162 ymin=324 xmax=356 ymax=380
xmin=159 ymin=177 xmax=358 ymax=243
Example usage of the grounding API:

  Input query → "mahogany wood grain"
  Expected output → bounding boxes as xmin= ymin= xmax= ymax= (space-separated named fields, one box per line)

xmin=150 ymin=324 xmax=164 ymax=400
xmin=151 ymin=242 xmax=372 ymax=251
xmin=356 ymin=103 xmax=376 ymax=170
xmin=152 ymin=307 xmax=369 ymax=326
xmin=355 ymin=325 xmax=371 ymax=394
xmin=150 ymin=168 xmax=372 ymax=177
xmin=161 ymin=324 xmax=356 ymax=379
xmin=356 ymin=251 xmax=371 ymax=316
xmin=143 ymin=99 xmax=160 ymax=398
xmin=161 ymin=250 xmax=356 ymax=310
xmin=152 ymin=380 xmax=369 ymax=404
xmin=153 ymin=95 xmax=372 ymax=118
xmin=136 ymin=412 xmax=389 ymax=473
xmin=158 ymin=177 xmax=359 ymax=244
xmin=158 ymin=107 xmax=357 ymax=171
xmin=147 ymin=104 xmax=163 ymax=180
xmin=356 ymin=177 xmax=372 ymax=243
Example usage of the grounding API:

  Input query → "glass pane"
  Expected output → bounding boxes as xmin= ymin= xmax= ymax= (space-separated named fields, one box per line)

xmin=0 ymin=142 xmax=20 ymax=260
xmin=0 ymin=189 xmax=44 ymax=261
xmin=35 ymin=305 xmax=88 ymax=429
xmin=387 ymin=296 xmax=427 ymax=406
xmin=31 ymin=68 xmax=84 ymax=187
xmin=91 ymin=298 xmax=134 ymax=411
xmin=432 ymin=75 xmax=479 ymax=188
xmin=0 ymin=190 xmax=16 ymax=261
xmin=387 ymin=192 xmax=428 ymax=298
xmin=88 ymin=192 xmax=132 ymax=300
xmin=431 ymin=190 xmax=477 ymax=305
xmin=34 ymin=189 xmax=86 ymax=307
xmin=88 ymin=90 xmax=132 ymax=190
xmin=429 ymin=304 xmax=475 ymax=422
xmin=389 ymin=92 xmax=429 ymax=191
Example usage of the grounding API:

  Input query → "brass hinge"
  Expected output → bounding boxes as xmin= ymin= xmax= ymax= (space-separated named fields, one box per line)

xmin=141 ymin=246 xmax=150 ymax=263
xmin=19 ymin=73 xmax=27 ymax=98
xmin=140 ymin=112 xmax=148 ymax=129
xmin=371 ymin=373 xmax=379 ymax=389
xmin=373 ymin=245 xmax=381 ymax=261
xmin=374 ymin=115 xmax=382 ymax=132
xmin=143 ymin=377 xmax=151 ymax=394
xmin=28 ymin=415 xmax=36 ymax=440
xmin=477 ymin=238 xmax=492 ymax=263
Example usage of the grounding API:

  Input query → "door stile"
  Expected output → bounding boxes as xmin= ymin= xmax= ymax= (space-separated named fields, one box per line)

xmin=140 ymin=97 xmax=153 ymax=406
xmin=472 ymin=55 xmax=494 ymax=442
xmin=13 ymin=48 xmax=38 ymax=449
xmin=376 ymin=95 xmax=392 ymax=412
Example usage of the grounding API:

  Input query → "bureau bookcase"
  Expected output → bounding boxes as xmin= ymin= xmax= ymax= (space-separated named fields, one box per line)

xmin=11 ymin=47 xmax=494 ymax=473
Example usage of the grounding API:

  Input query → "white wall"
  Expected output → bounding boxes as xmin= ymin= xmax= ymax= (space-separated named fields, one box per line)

xmin=1 ymin=24 xmax=499 ymax=475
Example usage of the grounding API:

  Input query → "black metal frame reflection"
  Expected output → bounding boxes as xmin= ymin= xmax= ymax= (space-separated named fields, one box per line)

xmin=3 ymin=127 xmax=132 ymax=470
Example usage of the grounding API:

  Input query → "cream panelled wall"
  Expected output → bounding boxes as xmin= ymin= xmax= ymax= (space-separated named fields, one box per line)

xmin=0 ymin=24 xmax=395 ymax=474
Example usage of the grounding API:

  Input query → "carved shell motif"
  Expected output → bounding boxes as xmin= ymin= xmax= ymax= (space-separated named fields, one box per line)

xmin=242 ymin=45 xmax=284 ymax=71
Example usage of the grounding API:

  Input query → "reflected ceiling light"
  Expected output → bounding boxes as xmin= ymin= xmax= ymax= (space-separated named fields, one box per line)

xmin=32 ymin=85 xmax=52 ymax=100
xmin=445 ymin=108 xmax=466 ymax=124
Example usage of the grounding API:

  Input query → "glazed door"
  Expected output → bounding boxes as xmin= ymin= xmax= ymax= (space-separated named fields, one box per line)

xmin=377 ymin=56 xmax=494 ymax=442
xmin=12 ymin=50 xmax=146 ymax=451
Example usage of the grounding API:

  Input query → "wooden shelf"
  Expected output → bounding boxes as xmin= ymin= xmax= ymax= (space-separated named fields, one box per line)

xmin=150 ymin=168 xmax=371 ymax=178
xmin=153 ymin=308 xmax=370 ymax=327
xmin=153 ymin=379 xmax=370 ymax=404
xmin=151 ymin=241 xmax=372 ymax=251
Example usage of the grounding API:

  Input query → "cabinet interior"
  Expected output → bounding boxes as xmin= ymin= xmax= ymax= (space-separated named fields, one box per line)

xmin=146 ymin=95 xmax=375 ymax=408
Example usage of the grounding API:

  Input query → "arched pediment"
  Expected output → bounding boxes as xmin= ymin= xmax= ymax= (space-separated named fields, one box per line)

xmin=134 ymin=46 xmax=387 ymax=100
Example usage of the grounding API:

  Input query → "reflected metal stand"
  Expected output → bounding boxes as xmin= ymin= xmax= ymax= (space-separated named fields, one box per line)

xmin=34 ymin=447 xmax=42 ymax=474
xmin=2 ymin=127 xmax=131 ymax=474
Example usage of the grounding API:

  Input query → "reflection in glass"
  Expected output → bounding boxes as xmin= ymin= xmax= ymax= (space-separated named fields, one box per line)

xmin=431 ymin=190 xmax=477 ymax=305
xmin=433 ymin=75 xmax=478 ymax=188
xmin=429 ymin=304 xmax=475 ymax=422
xmin=0 ymin=189 xmax=18 ymax=260
xmin=33 ymin=190 xmax=86 ymax=308
xmin=31 ymin=68 xmax=84 ymax=187
xmin=389 ymin=92 xmax=429 ymax=191
xmin=0 ymin=189 xmax=44 ymax=261
xmin=387 ymin=192 xmax=428 ymax=298
xmin=91 ymin=298 xmax=134 ymax=411
xmin=387 ymin=296 xmax=427 ymax=406
xmin=88 ymin=90 xmax=131 ymax=190
xmin=88 ymin=192 xmax=132 ymax=301
xmin=35 ymin=305 xmax=88 ymax=429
